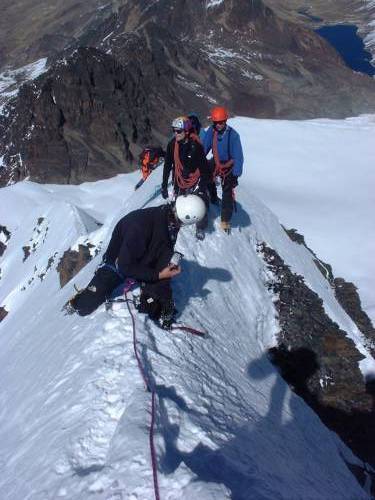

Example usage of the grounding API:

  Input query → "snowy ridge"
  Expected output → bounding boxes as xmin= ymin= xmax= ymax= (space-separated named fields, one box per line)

xmin=0 ymin=148 xmax=373 ymax=498
xmin=235 ymin=115 xmax=375 ymax=323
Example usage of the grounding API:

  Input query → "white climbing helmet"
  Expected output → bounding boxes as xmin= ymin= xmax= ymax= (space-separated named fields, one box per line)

xmin=171 ymin=116 xmax=191 ymax=131
xmin=175 ymin=194 xmax=206 ymax=225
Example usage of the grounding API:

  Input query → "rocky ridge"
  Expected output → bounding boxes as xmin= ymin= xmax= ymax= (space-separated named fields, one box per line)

xmin=259 ymin=239 xmax=375 ymax=477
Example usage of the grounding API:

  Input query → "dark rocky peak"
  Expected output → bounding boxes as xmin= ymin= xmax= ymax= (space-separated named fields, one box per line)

xmin=0 ymin=46 xmax=153 ymax=186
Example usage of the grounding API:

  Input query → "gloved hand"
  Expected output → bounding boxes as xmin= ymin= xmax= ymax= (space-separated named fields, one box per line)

xmin=161 ymin=187 xmax=169 ymax=199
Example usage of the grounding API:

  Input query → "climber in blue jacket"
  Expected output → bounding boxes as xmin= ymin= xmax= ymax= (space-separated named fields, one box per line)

xmin=203 ymin=106 xmax=244 ymax=233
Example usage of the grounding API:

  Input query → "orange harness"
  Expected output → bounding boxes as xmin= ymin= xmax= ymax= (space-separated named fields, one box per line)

xmin=212 ymin=130 xmax=233 ymax=179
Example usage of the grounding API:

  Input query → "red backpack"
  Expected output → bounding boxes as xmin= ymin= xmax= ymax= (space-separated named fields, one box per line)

xmin=139 ymin=146 xmax=165 ymax=180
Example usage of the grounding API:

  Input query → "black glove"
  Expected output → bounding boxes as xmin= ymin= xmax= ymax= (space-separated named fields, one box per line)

xmin=161 ymin=187 xmax=168 ymax=199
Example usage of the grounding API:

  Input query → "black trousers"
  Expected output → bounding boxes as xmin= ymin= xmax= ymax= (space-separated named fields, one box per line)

xmin=70 ymin=265 xmax=123 ymax=316
xmin=138 ymin=280 xmax=174 ymax=321
xmin=207 ymin=160 xmax=238 ymax=223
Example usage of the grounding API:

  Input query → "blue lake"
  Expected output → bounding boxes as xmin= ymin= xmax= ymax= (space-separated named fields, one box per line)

xmin=315 ymin=24 xmax=375 ymax=77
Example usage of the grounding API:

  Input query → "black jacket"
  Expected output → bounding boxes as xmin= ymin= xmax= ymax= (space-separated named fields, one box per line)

xmin=103 ymin=205 xmax=178 ymax=282
xmin=162 ymin=137 xmax=209 ymax=192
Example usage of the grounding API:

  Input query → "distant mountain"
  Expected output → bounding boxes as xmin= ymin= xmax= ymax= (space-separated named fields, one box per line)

xmin=266 ymin=0 xmax=375 ymax=61
xmin=1 ymin=0 xmax=375 ymax=185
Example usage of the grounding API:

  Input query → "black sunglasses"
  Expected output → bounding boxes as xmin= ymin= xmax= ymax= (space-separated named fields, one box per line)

xmin=173 ymin=128 xmax=185 ymax=134
xmin=213 ymin=120 xmax=226 ymax=126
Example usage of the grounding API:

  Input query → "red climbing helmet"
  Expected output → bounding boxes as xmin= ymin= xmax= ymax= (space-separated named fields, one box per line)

xmin=209 ymin=106 xmax=229 ymax=122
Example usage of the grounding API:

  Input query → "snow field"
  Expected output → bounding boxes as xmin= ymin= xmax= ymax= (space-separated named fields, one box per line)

xmin=0 ymin=116 xmax=374 ymax=498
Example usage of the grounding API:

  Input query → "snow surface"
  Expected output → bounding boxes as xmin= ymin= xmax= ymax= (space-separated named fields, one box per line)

xmin=206 ymin=0 xmax=224 ymax=8
xmin=231 ymin=115 xmax=375 ymax=323
xmin=0 ymin=120 xmax=374 ymax=498
xmin=0 ymin=58 xmax=48 ymax=114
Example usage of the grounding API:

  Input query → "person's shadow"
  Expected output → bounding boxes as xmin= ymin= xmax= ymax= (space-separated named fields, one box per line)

xmin=154 ymin=352 xmax=296 ymax=499
xmin=154 ymin=348 xmax=373 ymax=498
xmin=172 ymin=259 xmax=232 ymax=315
xmin=269 ymin=345 xmax=375 ymax=495
xmin=205 ymin=200 xmax=252 ymax=235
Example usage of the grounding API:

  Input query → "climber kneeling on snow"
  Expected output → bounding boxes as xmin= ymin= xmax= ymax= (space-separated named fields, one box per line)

xmin=67 ymin=195 xmax=206 ymax=329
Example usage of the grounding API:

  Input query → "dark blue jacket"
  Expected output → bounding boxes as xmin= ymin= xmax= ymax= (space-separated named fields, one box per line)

xmin=103 ymin=205 xmax=178 ymax=282
xmin=203 ymin=125 xmax=244 ymax=177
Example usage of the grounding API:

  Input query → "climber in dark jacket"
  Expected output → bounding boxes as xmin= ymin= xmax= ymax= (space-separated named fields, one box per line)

xmin=162 ymin=116 xmax=210 ymax=240
xmin=67 ymin=195 xmax=206 ymax=328
xmin=103 ymin=205 xmax=179 ymax=283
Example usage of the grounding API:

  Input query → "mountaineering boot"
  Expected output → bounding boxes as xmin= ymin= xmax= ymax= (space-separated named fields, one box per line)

xmin=220 ymin=220 xmax=231 ymax=234
xmin=195 ymin=227 xmax=205 ymax=241
xmin=65 ymin=265 xmax=123 ymax=316
xmin=160 ymin=299 xmax=176 ymax=330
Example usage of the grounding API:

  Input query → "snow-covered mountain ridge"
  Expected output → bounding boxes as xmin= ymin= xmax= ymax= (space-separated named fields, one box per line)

xmin=0 ymin=122 xmax=374 ymax=497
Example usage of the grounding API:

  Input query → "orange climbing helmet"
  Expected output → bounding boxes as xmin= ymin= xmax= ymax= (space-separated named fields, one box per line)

xmin=209 ymin=106 xmax=229 ymax=122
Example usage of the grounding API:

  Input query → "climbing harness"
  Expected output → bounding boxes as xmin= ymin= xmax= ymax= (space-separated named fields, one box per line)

xmin=212 ymin=129 xmax=234 ymax=180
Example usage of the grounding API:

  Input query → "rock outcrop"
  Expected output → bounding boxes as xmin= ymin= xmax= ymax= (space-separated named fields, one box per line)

xmin=0 ymin=306 xmax=8 ymax=322
xmin=259 ymin=242 xmax=375 ymax=471
xmin=334 ymin=278 xmax=375 ymax=358
xmin=0 ymin=47 xmax=152 ymax=185
xmin=57 ymin=244 xmax=95 ymax=287
xmin=0 ymin=225 xmax=11 ymax=256
xmin=284 ymin=226 xmax=375 ymax=355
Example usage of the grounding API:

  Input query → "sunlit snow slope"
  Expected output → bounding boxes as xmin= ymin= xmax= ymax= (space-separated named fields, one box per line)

xmin=233 ymin=114 xmax=375 ymax=323
xmin=0 ymin=116 xmax=374 ymax=499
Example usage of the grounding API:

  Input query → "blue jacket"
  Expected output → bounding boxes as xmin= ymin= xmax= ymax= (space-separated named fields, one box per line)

xmin=199 ymin=128 xmax=206 ymax=143
xmin=203 ymin=125 xmax=244 ymax=177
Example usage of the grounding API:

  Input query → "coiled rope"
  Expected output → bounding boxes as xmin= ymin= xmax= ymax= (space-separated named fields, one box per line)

xmin=173 ymin=140 xmax=200 ymax=190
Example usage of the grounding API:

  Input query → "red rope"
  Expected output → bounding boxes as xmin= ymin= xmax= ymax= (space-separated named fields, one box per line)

xmin=170 ymin=324 xmax=206 ymax=337
xmin=173 ymin=140 xmax=200 ymax=190
xmin=125 ymin=292 xmax=160 ymax=500
xmin=150 ymin=390 xmax=160 ymax=500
